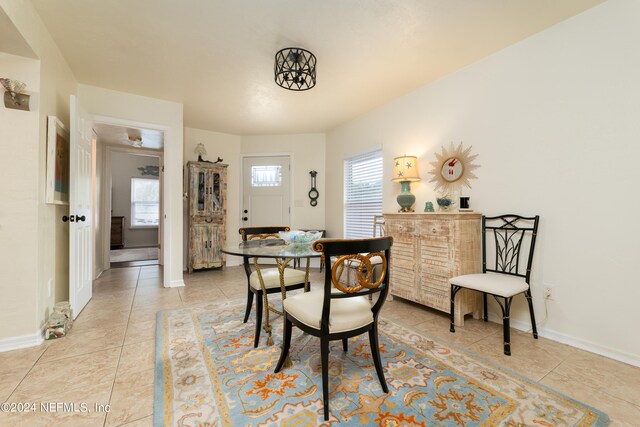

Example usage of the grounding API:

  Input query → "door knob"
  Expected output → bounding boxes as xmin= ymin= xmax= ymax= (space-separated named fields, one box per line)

xmin=243 ymin=209 xmax=248 ymax=214
xmin=242 ymin=217 xmax=248 ymax=221
xmin=62 ymin=215 xmax=69 ymax=222
xmin=77 ymin=215 xmax=86 ymax=222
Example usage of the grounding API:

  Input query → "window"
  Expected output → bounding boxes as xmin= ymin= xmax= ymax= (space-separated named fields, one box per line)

xmin=344 ymin=149 xmax=383 ymax=239
xmin=251 ymin=165 xmax=282 ymax=187
xmin=131 ymin=178 xmax=159 ymax=227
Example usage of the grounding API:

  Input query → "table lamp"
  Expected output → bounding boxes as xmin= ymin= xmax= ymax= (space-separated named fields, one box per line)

xmin=392 ymin=155 xmax=420 ymax=212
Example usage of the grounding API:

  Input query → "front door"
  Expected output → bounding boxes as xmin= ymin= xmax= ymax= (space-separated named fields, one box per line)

xmin=242 ymin=156 xmax=291 ymax=227
xmin=69 ymin=95 xmax=93 ymax=318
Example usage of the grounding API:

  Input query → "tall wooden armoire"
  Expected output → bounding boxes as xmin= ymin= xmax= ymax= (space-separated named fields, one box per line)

xmin=186 ymin=161 xmax=227 ymax=272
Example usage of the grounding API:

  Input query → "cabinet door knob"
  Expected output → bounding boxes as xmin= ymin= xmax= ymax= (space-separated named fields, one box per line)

xmin=432 ymin=228 xmax=437 ymax=234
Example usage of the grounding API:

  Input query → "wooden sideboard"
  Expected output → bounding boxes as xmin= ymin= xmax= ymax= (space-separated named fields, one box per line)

xmin=383 ymin=212 xmax=482 ymax=326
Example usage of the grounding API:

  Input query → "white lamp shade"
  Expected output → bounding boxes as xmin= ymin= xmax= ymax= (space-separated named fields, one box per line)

xmin=392 ymin=155 xmax=420 ymax=182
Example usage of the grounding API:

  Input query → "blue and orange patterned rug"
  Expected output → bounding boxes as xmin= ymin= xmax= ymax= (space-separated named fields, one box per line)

xmin=154 ymin=300 xmax=608 ymax=426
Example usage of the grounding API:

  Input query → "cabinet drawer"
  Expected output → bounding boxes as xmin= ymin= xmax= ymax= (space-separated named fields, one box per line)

xmin=191 ymin=216 xmax=223 ymax=225
xmin=418 ymin=220 xmax=451 ymax=237
xmin=386 ymin=220 xmax=417 ymax=236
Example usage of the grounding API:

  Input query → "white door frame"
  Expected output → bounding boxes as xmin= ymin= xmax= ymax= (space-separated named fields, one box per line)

xmin=92 ymin=115 xmax=168 ymax=278
xmin=240 ymin=153 xmax=295 ymax=227
xmin=102 ymin=145 xmax=164 ymax=270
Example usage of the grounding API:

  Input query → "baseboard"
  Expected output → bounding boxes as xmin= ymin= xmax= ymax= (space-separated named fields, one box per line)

xmin=0 ymin=328 xmax=44 ymax=353
xmin=166 ymin=279 xmax=185 ymax=288
xmin=487 ymin=313 xmax=640 ymax=368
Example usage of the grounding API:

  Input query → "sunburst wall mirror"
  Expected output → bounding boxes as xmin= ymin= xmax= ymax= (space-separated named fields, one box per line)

xmin=428 ymin=141 xmax=480 ymax=196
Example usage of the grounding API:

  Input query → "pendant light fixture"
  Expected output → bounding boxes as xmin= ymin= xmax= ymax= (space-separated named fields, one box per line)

xmin=274 ymin=47 xmax=317 ymax=91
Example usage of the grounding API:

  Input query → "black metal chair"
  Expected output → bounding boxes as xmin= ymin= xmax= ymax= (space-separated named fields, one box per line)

xmin=274 ymin=237 xmax=393 ymax=421
xmin=449 ymin=214 xmax=540 ymax=355
xmin=239 ymin=226 xmax=308 ymax=347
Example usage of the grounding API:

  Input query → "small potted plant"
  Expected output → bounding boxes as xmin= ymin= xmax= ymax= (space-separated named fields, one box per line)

xmin=436 ymin=194 xmax=454 ymax=212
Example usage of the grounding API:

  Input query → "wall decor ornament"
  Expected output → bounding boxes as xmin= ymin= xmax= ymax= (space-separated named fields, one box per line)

xmin=45 ymin=116 xmax=70 ymax=205
xmin=428 ymin=141 xmax=480 ymax=195
xmin=308 ymin=170 xmax=319 ymax=206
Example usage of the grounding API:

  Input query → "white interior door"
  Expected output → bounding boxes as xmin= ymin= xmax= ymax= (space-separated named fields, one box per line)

xmin=69 ymin=95 xmax=94 ymax=318
xmin=242 ymin=156 xmax=291 ymax=227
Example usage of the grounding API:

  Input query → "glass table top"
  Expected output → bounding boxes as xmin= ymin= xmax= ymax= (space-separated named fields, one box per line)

xmin=222 ymin=240 xmax=322 ymax=259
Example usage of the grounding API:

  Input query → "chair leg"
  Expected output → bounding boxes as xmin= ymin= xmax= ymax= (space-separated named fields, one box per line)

xmin=502 ymin=297 xmax=513 ymax=356
xmin=243 ymin=290 xmax=254 ymax=323
xmin=450 ymin=284 xmax=458 ymax=333
xmin=525 ymin=290 xmax=538 ymax=339
xmin=253 ymin=295 xmax=263 ymax=348
xmin=274 ymin=315 xmax=293 ymax=373
xmin=368 ymin=325 xmax=389 ymax=393
xmin=483 ymin=292 xmax=488 ymax=322
xmin=320 ymin=336 xmax=330 ymax=421
xmin=342 ymin=338 xmax=348 ymax=352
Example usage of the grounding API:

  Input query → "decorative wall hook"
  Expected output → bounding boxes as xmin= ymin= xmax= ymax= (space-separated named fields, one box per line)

xmin=308 ymin=170 xmax=319 ymax=207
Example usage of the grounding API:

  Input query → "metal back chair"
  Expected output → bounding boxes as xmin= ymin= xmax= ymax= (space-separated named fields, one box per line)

xmin=449 ymin=214 xmax=540 ymax=355
xmin=238 ymin=226 xmax=307 ymax=347
xmin=274 ymin=236 xmax=393 ymax=421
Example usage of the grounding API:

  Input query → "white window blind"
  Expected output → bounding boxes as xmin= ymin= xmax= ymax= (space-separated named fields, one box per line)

xmin=344 ymin=149 xmax=383 ymax=239
xmin=131 ymin=178 xmax=160 ymax=227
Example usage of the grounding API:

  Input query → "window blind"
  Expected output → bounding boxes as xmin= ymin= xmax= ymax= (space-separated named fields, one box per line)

xmin=344 ymin=149 xmax=383 ymax=239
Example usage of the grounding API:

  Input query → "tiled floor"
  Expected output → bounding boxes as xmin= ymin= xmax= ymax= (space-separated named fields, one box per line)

xmin=1 ymin=265 xmax=639 ymax=426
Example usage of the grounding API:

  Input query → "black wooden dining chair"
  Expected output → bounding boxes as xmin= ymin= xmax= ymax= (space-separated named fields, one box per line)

xmin=274 ymin=236 xmax=393 ymax=421
xmin=449 ymin=214 xmax=540 ymax=355
xmin=239 ymin=226 xmax=308 ymax=347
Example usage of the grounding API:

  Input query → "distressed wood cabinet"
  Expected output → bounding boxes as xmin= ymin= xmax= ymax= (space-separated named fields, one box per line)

xmin=187 ymin=161 xmax=227 ymax=272
xmin=383 ymin=212 xmax=482 ymax=326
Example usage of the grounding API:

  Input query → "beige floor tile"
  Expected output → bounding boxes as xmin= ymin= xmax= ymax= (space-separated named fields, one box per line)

xmin=0 ymin=374 xmax=25 ymax=403
xmin=118 ymin=339 xmax=155 ymax=377
xmin=39 ymin=324 xmax=127 ymax=363
xmin=0 ymin=377 xmax=112 ymax=427
xmin=105 ymin=369 xmax=154 ymax=427
xmin=0 ymin=345 xmax=48 ymax=375
xmin=124 ymin=319 xmax=157 ymax=345
xmin=551 ymin=349 xmax=640 ymax=407
xmin=119 ymin=415 xmax=153 ymax=426
xmin=541 ymin=371 xmax=640 ymax=427
xmin=10 ymin=347 xmax=120 ymax=402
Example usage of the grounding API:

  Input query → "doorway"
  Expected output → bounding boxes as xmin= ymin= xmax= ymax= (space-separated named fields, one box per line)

xmin=242 ymin=155 xmax=291 ymax=227
xmin=93 ymin=123 xmax=164 ymax=272
xmin=109 ymin=151 xmax=161 ymax=268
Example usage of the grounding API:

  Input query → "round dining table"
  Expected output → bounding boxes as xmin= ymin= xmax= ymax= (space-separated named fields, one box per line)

xmin=222 ymin=240 xmax=322 ymax=349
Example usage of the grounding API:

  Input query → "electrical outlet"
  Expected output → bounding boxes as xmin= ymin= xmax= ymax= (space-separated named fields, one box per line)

xmin=544 ymin=287 xmax=553 ymax=300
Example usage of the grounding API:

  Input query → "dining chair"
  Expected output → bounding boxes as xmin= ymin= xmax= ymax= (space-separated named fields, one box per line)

xmin=274 ymin=236 xmax=393 ymax=421
xmin=239 ymin=226 xmax=308 ymax=347
xmin=449 ymin=214 xmax=540 ymax=355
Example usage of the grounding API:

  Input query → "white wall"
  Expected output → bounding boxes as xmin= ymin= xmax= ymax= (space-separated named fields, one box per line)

xmin=110 ymin=151 xmax=160 ymax=248
xmin=0 ymin=0 xmax=77 ymax=349
xmin=79 ymin=84 xmax=184 ymax=287
xmin=0 ymin=52 xmax=40 ymax=340
xmin=327 ymin=0 xmax=640 ymax=364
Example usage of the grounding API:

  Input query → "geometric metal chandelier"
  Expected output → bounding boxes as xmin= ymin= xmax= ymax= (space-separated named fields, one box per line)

xmin=274 ymin=47 xmax=317 ymax=91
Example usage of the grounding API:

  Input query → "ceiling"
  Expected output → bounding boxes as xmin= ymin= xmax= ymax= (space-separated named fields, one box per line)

xmin=30 ymin=0 xmax=603 ymax=135
xmin=93 ymin=122 xmax=164 ymax=150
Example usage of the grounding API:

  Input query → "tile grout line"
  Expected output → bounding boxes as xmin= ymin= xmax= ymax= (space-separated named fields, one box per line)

xmin=103 ymin=266 xmax=142 ymax=427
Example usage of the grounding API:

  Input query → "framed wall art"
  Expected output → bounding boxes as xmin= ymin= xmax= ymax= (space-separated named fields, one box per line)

xmin=46 ymin=116 xmax=70 ymax=205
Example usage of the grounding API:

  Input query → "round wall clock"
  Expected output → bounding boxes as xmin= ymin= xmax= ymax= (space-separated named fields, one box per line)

xmin=428 ymin=142 xmax=480 ymax=194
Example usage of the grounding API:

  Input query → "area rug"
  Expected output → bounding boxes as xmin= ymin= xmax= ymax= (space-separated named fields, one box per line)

xmin=154 ymin=300 xmax=609 ymax=426
xmin=110 ymin=247 xmax=158 ymax=262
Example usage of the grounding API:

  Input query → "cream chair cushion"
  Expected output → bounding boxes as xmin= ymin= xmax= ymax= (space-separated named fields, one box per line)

xmin=283 ymin=290 xmax=373 ymax=334
xmin=449 ymin=272 xmax=528 ymax=298
xmin=249 ymin=268 xmax=307 ymax=291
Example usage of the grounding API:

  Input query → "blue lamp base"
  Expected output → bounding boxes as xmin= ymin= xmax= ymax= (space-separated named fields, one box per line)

xmin=396 ymin=181 xmax=416 ymax=212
